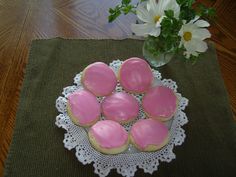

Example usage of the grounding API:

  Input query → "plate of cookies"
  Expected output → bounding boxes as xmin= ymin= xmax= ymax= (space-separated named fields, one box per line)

xmin=55 ymin=58 xmax=189 ymax=177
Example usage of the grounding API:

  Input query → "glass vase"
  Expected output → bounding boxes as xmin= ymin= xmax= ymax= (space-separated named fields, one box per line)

xmin=142 ymin=39 xmax=174 ymax=68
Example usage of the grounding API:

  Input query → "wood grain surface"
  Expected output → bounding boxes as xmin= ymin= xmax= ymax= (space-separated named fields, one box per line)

xmin=0 ymin=0 xmax=235 ymax=176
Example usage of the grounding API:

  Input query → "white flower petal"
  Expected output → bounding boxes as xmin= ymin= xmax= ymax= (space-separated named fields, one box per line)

xmin=194 ymin=20 xmax=210 ymax=27
xmin=163 ymin=0 xmax=180 ymax=18
xmin=136 ymin=4 xmax=152 ymax=23
xmin=147 ymin=0 xmax=158 ymax=13
xmin=184 ymin=45 xmax=199 ymax=58
xmin=131 ymin=23 xmax=156 ymax=37
xmin=191 ymin=39 xmax=208 ymax=52
xmin=155 ymin=16 xmax=164 ymax=28
xmin=183 ymin=51 xmax=191 ymax=58
xmin=179 ymin=40 xmax=184 ymax=48
xmin=182 ymin=23 xmax=197 ymax=32
xmin=184 ymin=39 xmax=208 ymax=54
xmin=178 ymin=23 xmax=187 ymax=37
xmin=155 ymin=22 xmax=161 ymax=28
xmin=156 ymin=0 xmax=167 ymax=14
xmin=184 ymin=41 xmax=196 ymax=53
xmin=191 ymin=50 xmax=199 ymax=57
xmin=149 ymin=27 xmax=161 ymax=37
xmin=190 ymin=16 xmax=200 ymax=23
xmin=178 ymin=28 xmax=183 ymax=37
xmin=183 ymin=49 xmax=199 ymax=58
xmin=192 ymin=28 xmax=211 ymax=40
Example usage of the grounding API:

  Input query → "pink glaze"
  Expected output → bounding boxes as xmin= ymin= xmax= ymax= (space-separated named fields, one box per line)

xmin=90 ymin=120 xmax=128 ymax=148
xmin=130 ymin=119 xmax=169 ymax=150
xmin=68 ymin=90 xmax=101 ymax=125
xmin=102 ymin=92 xmax=139 ymax=123
xmin=82 ymin=62 xmax=117 ymax=96
xmin=143 ymin=86 xmax=177 ymax=119
xmin=119 ymin=58 xmax=153 ymax=93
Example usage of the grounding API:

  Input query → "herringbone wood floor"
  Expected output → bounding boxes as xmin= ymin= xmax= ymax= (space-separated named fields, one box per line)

xmin=0 ymin=0 xmax=235 ymax=176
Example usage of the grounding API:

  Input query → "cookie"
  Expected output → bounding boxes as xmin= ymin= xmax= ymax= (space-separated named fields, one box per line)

xmin=88 ymin=120 xmax=129 ymax=154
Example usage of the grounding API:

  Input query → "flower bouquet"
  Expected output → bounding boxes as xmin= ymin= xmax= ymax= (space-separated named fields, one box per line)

xmin=109 ymin=0 xmax=215 ymax=67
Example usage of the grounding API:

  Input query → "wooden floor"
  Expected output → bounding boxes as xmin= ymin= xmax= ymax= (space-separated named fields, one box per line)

xmin=0 ymin=0 xmax=235 ymax=176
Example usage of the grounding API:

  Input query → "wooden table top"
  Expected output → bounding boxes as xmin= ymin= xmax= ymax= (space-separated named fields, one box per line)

xmin=0 ymin=0 xmax=235 ymax=176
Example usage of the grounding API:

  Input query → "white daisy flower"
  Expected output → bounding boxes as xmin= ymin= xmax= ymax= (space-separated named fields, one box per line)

xmin=131 ymin=0 xmax=180 ymax=37
xmin=178 ymin=16 xmax=211 ymax=58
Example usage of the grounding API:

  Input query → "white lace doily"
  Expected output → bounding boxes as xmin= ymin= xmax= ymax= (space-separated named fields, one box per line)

xmin=55 ymin=60 xmax=189 ymax=177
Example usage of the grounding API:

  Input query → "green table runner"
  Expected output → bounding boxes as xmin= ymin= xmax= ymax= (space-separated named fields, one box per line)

xmin=4 ymin=38 xmax=236 ymax=177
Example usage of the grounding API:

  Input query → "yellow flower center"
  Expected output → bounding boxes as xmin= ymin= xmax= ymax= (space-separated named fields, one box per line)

xmin=154 ymin=15 xmax=161 ymax=23
xmin=183 ymin=31 xmax=192 ymax=41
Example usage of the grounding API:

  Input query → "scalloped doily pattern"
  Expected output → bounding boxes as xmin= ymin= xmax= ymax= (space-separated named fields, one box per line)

xmin=55 ymin=60 xmax=189 ymax=177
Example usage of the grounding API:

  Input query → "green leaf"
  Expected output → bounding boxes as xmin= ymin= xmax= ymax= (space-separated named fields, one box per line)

xmin=109 ymin=8 xmax=114 ymax=14
xmin=122 ymin=0 xmax=131 ymax=5
xmin=108 ymin=11 xmax=121 ymax=22
xmin=177 ymin=0 xmax=195 ymax=7
xmin=122 ymin=5 xmax=134 ymax=14
xmin=179 ymin=6 xmax=195 ymax=22
xmin=188 ymin=54 xmax=199 ymax=64
xmin=196 ymin=4 xmax=216 ymax=18
xmin=187 ymin=0 xmax=195 ymax=8
xmin=108 ymin=6 xmax=122 ymax=22
xmin=176 ymin=0 xmax=185 ymax=5
xmin=208 ymin=8 xmax=216 ymax=17
xmin=164 ymin=10 xmax=174 ymax=18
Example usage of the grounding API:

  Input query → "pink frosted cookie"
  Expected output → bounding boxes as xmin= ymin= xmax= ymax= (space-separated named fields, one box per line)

xmin=102 ymin=92 xmax=139 ymax=124
xmin=130 ymin=119 xmax=169 ymax=151
xmin=88 ymin=120 xmax=129 ymax=154
xmin=67 ymin=90 xmax=101 ymax=127
xmin=82 ymin=62 xmax=117 ymax=96
xmin=119 ymin=57 xmax=153 ymax=93
xmin=142 ymin=86 xmax=178 ymax=121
